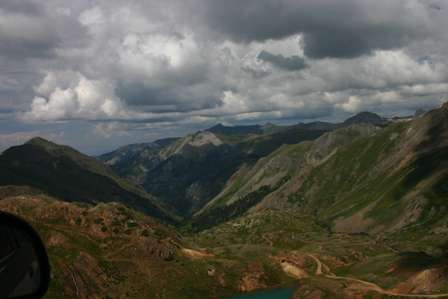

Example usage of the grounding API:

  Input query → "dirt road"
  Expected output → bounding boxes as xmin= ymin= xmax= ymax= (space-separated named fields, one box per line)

xmin=306 ymin=254 xmax=448 ymax=298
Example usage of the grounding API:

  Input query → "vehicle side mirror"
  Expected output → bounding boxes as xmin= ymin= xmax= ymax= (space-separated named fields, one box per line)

xmin=0 ymin=212 xmax=50 ymax=299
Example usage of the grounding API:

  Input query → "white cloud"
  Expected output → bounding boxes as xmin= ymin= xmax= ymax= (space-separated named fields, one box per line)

xmin=23 ymin=72 xmax=124 ymax=121
xmin=78 ymin=6 xmax=105 ymax=27
xmin=118 ymin=32 xmax=200 ymax=77
xmin=93 ymin=122 xmax=130 ymax=139
xmin=310 ymin=50 xmax=447 ymax=92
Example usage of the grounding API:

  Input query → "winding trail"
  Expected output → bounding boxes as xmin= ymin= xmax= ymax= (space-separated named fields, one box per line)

xmin=307 ymin=254 xmax=324 ymax=275
xmin=305 ymin=254 xmax=448 ymax=298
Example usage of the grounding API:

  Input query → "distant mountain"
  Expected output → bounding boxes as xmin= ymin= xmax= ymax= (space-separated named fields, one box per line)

xmin=97 ymin=111 xmax=395 ymax=218
xmin=206 ymin=124 xmax=266 ymax=144
xmin=207 ymin=123 xmax=263 ymax=135
xmin=415 ymin=108 xmax=427 ymax=117
xmin=295 ymin=121 xmax=340 ymax=131
xmin=343 ymin=111 xmax=387 ymax=126
xmin=100 ymin=137 xmax=179 ymax=167
xmin=99 ymin=138 xmax=179 ymax=184
xmin=0 ymin=137 xmax=176 ymax=222
xmin=101 ymin=125 xmax=329 ymax=216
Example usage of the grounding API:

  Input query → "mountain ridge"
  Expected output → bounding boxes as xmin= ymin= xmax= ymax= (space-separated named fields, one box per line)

xmin=0 ymin=138 xmax=177 ymax=222
xmin=0 ymin=108 xmax=430 ymax=225
xmin=192 ymin=104 xmax=448 ymax=233
xmin=98 ymin=110 xmax=393 ymax=216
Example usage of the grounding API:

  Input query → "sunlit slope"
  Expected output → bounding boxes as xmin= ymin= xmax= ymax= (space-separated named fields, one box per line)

xmin=195 ymin=104 xmax=448 ymax=233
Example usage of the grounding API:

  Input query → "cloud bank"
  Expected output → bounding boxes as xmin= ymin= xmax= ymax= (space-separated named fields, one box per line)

xmin=0 ymin=0 xmax=447 ymax=152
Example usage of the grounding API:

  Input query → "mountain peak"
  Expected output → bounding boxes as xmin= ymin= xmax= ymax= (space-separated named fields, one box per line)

xmin=207 ymin=123 xmax=262 ymax=135
xmin=27 ymin=136 xmax=50 ymax=144
xmin=343 ymin=111 xmax=385 ymax=126
xmin=210 ymin=123 xmax=226 ymax=129
xmin=26 ymin=137 xmax=58 ymax=149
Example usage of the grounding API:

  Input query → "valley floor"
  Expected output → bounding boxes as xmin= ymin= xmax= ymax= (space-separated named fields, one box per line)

xmin=1 ymin=190 xmax=448 ymax=299
xmin=188 ymin=210 xmax=448 ymax=299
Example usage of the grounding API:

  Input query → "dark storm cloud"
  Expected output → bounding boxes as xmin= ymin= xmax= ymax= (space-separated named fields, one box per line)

xmin=0 ymin=1 xmax=59 ymax=59
xmin=428 ymin=2 xmax=442 ymax=11
xmin=257 ymin=50 xmax=307 ymax=71
xmin=116 ymin=81 xmax=222 ymax=113
xmin=0 ymin=34 xmax=59 ymax=59
xmin=301 ymin=23 xmax=423 ymax=59
xmin=0 ymin=0 xmax=88 ymax=60
xmin=194 ymin=0 xmax=430 ymax=58
xmin=0 ymin=0 xmax=43 ymax=15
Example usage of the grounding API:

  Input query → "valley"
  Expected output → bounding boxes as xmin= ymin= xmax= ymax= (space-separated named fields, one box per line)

xmin=1 ymin=105 xmax=448 ymax=298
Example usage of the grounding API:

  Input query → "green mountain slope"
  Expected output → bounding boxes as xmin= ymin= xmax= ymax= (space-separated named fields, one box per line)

xmin=192 ymin=124 xmax=378 ymax=229
xmin=0 ymin=138 xmax=176 ymax=222
xmin=194 ymin=104 xmax=448 ymax=233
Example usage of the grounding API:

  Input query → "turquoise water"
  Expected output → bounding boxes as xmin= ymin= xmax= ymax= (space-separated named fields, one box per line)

xmin=228 ymin=288 xmax=295 ymax=299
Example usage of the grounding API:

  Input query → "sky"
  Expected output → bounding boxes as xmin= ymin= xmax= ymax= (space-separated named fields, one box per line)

xmin=0 ymin=0 xmax=447 ymax=154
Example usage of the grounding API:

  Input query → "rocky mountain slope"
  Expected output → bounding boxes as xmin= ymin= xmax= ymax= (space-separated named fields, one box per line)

xmin=100 ymin=123 xmax=331 ymax=216
xmin=343 ymin=111 xmax=387 ymax=126
xmin=194 ymin=104 xmax=448 ymax=235
xmin=99 ymin=138 xmax=179 ymax=185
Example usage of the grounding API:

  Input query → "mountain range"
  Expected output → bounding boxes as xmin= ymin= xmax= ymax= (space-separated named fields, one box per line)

xmin=98 ymin=111 xmax=387 ymax=217
xmin=1 ymin=106 xmax=448 ymax=298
